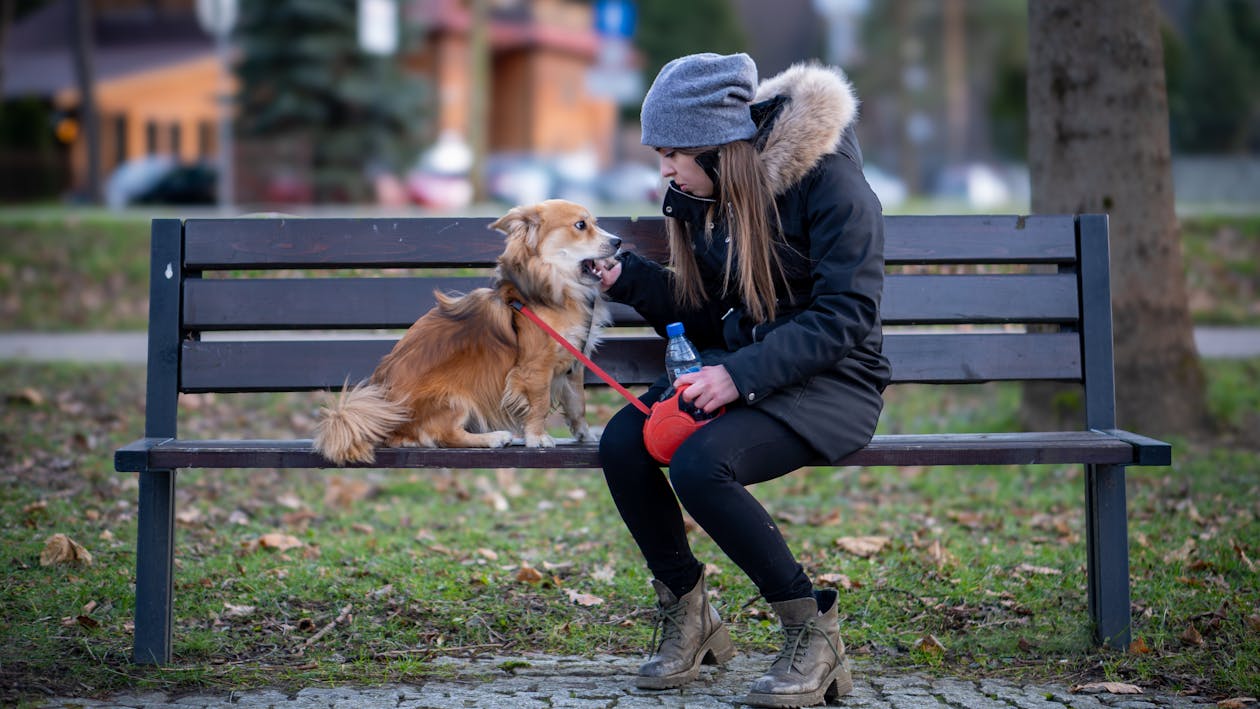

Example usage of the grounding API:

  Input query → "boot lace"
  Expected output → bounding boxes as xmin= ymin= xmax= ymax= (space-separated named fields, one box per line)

xmin=647 ymin=600 xmax=687 ymax=655
xmin=774 ymin=618 xmax=842 ymax=674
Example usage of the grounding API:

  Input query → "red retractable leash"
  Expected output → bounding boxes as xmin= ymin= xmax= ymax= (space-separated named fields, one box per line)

xmin=510 ymin=301 xmax=724 ymax=464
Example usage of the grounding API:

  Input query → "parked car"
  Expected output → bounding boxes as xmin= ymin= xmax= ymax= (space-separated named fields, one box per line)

xmin=134 ymin=162 xmax=217 ymax=205
xmin=597 ymin=162 xmax=662 ymax=205
xmin=105 ymin=155 xmax=176 ymax=208
xmin=106 ymin=155 xmax=217 ymax=207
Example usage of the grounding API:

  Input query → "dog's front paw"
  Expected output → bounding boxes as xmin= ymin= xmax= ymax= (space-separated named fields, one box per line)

xmin=487 ymin=431 xmax=514 ymax=448
xmin=525 ymin=432 xmax=556 ymax=448
xmin=572 ymin=423 xmax=601 ymax=442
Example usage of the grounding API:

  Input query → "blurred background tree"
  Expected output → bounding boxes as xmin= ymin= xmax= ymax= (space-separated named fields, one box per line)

xmin=852 ymin=0 xmax=1027 ymax=192
xmin=1025 ymin=0 xmax=1210 ymax=438
xmin=234 ymin=0 xmax=429 ymax=203
xmin=633 ymin=0 xmax=747 ymax=106
xmin=1163 ymin=0 xmax=1260 ymax=154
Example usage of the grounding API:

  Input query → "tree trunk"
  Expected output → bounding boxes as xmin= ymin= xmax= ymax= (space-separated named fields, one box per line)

xmin=70 ymin=0 xmax=102 ymax=204
xmin=467 ymin=0 xmax=490 ymax=203
xmin=1024 ymin=0 xmax=1211 ymax=438
xmin=0 ymin=0 xmax=15 ymax=98
xmin=941 ymin=0 xmax=967 ymax=164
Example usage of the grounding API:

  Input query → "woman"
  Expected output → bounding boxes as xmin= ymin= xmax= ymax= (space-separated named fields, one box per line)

xmin=592 ymin=52 xmax=890 ymax=708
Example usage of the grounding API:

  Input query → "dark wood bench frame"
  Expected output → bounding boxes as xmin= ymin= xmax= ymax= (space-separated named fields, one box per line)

xmin=116 ymin=213 xmax=1170 ymax=664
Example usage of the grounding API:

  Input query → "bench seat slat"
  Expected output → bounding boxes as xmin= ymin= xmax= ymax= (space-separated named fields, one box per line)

xmin=183 ymin=274 xmax=1080 ymax=330
xmin=113 ymin=431 xmax=1144 ymax=472
xmin=178 ymin=332 xmax=1082 ymax=392
xmin=183 ymin=215 xmax=1078 ymax=269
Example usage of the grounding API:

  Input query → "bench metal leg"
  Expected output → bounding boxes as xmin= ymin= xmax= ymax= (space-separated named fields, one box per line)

xmin=134 ymin=468 xmax=176 ymax=664
xmin=1085 ymin=463 xmax=1131 ymax=649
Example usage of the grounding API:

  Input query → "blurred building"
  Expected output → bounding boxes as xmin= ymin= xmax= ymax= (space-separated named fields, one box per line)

xmin=1 ymin=0 xmax=221 ymax=201
xmin=1 ymin=0 xmax=617 ymax=203
xmin=408 ymin=0 xmax=615 ymax=163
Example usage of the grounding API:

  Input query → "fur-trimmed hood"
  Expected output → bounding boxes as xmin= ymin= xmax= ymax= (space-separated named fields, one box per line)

xmin=754 ymin=63 xmax=859 ymax=196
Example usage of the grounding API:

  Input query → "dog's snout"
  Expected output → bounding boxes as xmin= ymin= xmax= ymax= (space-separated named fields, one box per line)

xmin=609 ymin=235 xmax=622 ymax=250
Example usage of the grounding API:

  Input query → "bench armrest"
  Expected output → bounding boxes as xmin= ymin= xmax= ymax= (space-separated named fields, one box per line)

xmin=1096 ymin=428 xmax=1172 ymax=466
xmin=115 ymin=437 xmax=174 ymax=473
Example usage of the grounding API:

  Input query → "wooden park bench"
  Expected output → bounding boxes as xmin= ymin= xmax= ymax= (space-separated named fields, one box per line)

xmin=116 ymin=213 xmax=1171 ymax=664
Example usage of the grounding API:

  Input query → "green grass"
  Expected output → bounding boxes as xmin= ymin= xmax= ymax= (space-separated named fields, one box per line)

xmin=0 ymin=216 xmax=151 ymax=331
xmin=1180 ymin=215 xmax=1260 ymax=325
xmin=2 ymin=361 xmax=1258 ymax=704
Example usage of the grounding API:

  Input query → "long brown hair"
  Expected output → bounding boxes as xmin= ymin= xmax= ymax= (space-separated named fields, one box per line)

xmin=666 ymin=141 xmax=784 ymax=323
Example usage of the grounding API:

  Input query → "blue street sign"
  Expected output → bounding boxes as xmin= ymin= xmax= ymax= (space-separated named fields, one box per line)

xmin=594 ymin=0 xmax=636 ymax=38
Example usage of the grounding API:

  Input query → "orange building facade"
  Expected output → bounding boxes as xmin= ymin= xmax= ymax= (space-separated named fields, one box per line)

xmin=11 ymin=0 xmax=619 ymax=202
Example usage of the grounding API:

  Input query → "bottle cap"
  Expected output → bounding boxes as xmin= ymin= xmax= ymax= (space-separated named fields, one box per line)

xmin=666 ymin=322 xmax=685 ymax=337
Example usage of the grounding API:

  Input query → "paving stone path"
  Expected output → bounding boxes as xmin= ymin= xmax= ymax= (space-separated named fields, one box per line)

xmin=38 ymin=653 xmax=1217 ymax=708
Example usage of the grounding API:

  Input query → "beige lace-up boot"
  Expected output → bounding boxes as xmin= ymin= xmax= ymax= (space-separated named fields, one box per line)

xmin=741 ymin=588 xmax=852 ymax=707
xmin=635 ymin=571 xmax=736 ymax=689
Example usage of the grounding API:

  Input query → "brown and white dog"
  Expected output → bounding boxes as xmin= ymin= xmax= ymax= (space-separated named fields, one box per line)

xmin=313 ymin=199 xmax=620 ymax=465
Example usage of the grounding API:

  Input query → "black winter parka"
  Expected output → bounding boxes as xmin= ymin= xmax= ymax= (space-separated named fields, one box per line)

xmin=607 ymin=63 xmax=891 ymax=463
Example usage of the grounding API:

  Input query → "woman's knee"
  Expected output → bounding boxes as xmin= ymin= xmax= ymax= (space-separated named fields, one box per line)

xmin=667 ymin=443 xmax=730 ymax=503
xmin=599 ymin=405 xmax=655 ymax=489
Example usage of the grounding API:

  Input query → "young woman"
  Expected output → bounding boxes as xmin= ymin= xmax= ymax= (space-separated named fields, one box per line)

xmin=591 ymin=53 xmax=890 ymax=707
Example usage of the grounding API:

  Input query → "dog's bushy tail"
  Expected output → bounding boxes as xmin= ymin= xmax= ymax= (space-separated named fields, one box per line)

xmin=313 ymin=383 xmax=410 ymax=465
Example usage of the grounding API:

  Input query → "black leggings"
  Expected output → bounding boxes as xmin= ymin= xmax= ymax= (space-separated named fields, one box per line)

xmin=599 ymin=384 xmax=819 ymax=603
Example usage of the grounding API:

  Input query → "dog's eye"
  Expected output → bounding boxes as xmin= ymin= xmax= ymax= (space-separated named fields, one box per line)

xmin=575 ymin=220 xmax=587 ymax=230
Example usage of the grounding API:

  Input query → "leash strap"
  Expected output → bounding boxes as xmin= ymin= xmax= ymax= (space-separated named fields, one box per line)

xmin=511 ymin=301 xmax=652 ymax=416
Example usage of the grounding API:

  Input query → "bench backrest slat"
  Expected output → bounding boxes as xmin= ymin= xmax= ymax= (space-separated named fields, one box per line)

xmin=182 ymin=215 xmax=1078 ymax=269
xmin=178 ymin=332 xmax=1082 ymax=393
xmin=183 ymin=273 xmax=1080 ymax=330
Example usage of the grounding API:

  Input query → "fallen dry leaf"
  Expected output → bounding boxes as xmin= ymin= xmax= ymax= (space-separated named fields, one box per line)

xmin=61 ymin=615 xmax=99 ymax=629
xmin=516 ymin=565 xmax=544 ymax=583
xmin=1164 ymin=537 xmax=1196 ymax=564
xmin=41 ymin=534 xmax=93 ymax=567
xmin=925 ymin=539 xmax=957 ymax=569
xmin=948 ymin=510 xmax=986 ymax=529
xmin=276 ymin=493 xmax=304 ymax=510
xmin=1070 ymin=682 xmax=1142 ymax=695
xmin=476 ymin=548 xmax=499 ymax=561
xmin=257 ymin=533 xmax=303 ymax=551
xmin=324 ymin=476 xmax=376 ymax=509
xmin=912 ymin=633 xmax=945 ymax=655
xmin=589 ymin=564 xmax=616 ymax=583
xmin=834 ymin=536 xmax=890 ymax=558
xmin=1181 ymin=624 xmax=1205 ymax=646
xmin=10 ymin=387 xmax=45 ymax=406
xmin=222 ymin=603 xmax=255 ymax=619
xmin=564 ymin=588 xmax=604 ymax=606
xmin=1245 ymin=615 xmax=1260 ymax=633
xmin=1014 ymin=563 xmax=1062 ymax=576
xmin=816 ymin=573 xmax=857 ymax=590
xmin=1233 ymin=540 xmax=1256 ymax=572
xmin=1217 ymin=698 xmax=1257 ymax=708
xmin=351 ymin=523 xmax=375 ymax=535
xmin=1128 ymin=637 xmax=1152 ymax=654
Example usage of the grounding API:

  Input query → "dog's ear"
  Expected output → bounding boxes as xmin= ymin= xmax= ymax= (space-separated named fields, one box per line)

xmin=489 ymin=204 xmax=543 ymax=249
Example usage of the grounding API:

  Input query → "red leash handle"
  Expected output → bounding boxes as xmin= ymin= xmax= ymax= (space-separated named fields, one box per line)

xmin=511 ymin=301 xmax=653 ymax=416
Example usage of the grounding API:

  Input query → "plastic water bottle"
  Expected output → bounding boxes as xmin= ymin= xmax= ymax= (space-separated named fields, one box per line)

xmin=664 ymin=322 xmax=703 ymax=385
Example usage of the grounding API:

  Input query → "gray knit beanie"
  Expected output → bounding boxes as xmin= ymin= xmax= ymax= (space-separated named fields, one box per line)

xmin=640 ymin=52 xmax=758 ymax=148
